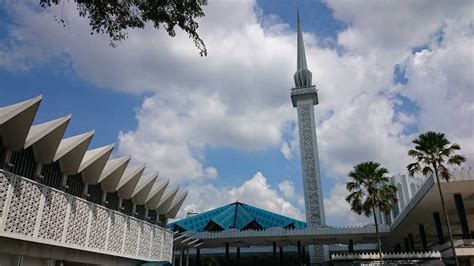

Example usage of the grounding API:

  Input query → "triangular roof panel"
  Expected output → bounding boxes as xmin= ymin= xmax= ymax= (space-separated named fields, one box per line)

xmin=117 ymin=164 xmax=145 ymax=199
xmin=131 ymin=172 xmax=158 ymax=204
xmin=144 ymin=178 xmax=169 ymax=209
xmin=79 ymin=145 xmax=114 ymax=184
xmin=99 ymin=156 xmax=131 ymax=192
xmin=0 ymin=95 xmax=41 ymax=150
xmin=166 ymin=191 xmax=188 ymax=219
xmin=25 ymin=115 xmax=71 ymax=164
xmin=54 ymin=130 xmax=94 ymax=174
xmin=156 ymin=186 xmax=179 ymax=214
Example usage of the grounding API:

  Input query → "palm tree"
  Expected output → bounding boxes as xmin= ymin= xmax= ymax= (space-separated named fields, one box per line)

xmin=346 ymin=161 xmax=398 ymax=265
xmin=407 ymin=131 xmax=465 ymax=266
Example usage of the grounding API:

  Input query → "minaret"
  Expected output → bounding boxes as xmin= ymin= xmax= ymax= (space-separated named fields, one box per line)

xmin=291 ymin=11 xmax=326 ymax=263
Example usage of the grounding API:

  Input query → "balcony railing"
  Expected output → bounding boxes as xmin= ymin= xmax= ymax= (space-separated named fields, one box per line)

xmin=0 ymin=170 xmax=173 ymax=262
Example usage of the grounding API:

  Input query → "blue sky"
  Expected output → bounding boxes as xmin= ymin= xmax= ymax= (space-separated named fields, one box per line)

xmin=1 ymin=0 xmax=472 ymax=226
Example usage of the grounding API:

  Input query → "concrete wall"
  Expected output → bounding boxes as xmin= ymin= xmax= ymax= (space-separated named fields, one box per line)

xmin=0 ymin=237 xmax=141 ymax=266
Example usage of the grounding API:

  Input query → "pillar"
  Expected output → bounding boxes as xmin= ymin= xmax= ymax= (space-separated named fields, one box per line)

xmin=196 ymin=248 xmax=201 ymax=266
xmin=237 ymin=247 xmax=240 ymax=266
xmin=408 ymin=234 xmax=415 ymax=251
xmin=348 ymin=240 xmax=354 ymax=253
xmin=273 ymin=242 xmax=277 ymax=263
xmin=61 ymin=174 xmax=68 ymax=190
xmin=185 ymin=248 xmax=190 ymax=266
xmin=279 ymin=246 xmax=283 ymax=265
xmin=454 ymin=194 xmax=471 ymax=239
xmin=433 ymin=212 xmax=445 ymax=244
xmin=35 ymin=163 xmax=43 ymax=180
xmin=179 ymin=249 xmax=184 ymax=266
xmin=297 ymin=241 xmax=302 ymax=265
xmin=302 ymin=246 xmax=306 ymax=264
xmin=404 ymin=237 xmax=409 ymax=251
xmin=225 ymin=243 xmax=230 ymax=266
xmin=82 ymin=184 xmax=89 ymax=198
xmin=101 ymin=191 xmax=108 ymax=205
xmin=419 ymin=224 xmax=428 ymax=250
xmin=172 ymin=249 xmax=176 ymax=266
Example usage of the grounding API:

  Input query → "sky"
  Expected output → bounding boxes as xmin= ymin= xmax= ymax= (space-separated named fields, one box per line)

xmin=0 ymin=0 xmax=473 ymax=226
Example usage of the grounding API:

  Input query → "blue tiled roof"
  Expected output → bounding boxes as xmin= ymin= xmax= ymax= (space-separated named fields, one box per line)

xmin=169 ymin=202 xmax=307 ymax=232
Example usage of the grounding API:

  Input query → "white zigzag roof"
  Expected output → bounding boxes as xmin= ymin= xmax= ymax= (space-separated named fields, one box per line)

xmin=53 ymin=130 xmax=94 ymax=175
xmin=132 ymin=172 xmax=158 ymax=204
xmin=0 ymin=95 xmax=41 ymax=150
xmin=25 ymin=115 xmax=71 ymax=164
xmin=166 ymin=191 xmax=188 ymax=219
xmin=0 ymin=96 xmax=188 ymax=217
xmin=99 ymin=156 xmax=131 ymax=192
xmin=117 ymin=164 xmax=146 ymax=199
xmin=145 ymin=178 xmax=170 ymax=209
xmin=156 ymin=186 xmax=179 ymax=214
xmin=79 ymin=144 xmax=114 ymax=184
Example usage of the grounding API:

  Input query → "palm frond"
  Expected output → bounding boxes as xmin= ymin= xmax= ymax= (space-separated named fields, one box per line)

xmin=421 ymin=166 xmax=433 ymax=177
xmin=407 ymin=162 xmax=420 ymax=176
xmin=448 ymin=154 xmax=466 ymax=165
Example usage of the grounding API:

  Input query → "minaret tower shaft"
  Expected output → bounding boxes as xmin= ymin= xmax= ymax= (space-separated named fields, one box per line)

xmin=291 ymin=11 xmax=326 ymax=263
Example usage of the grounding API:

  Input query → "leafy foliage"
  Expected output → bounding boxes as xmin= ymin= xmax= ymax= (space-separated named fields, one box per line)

xmin=346 ymin=161 xmax=398 ymax=217
xmin=407 ymin=131 xmax=465 ymax=181
xmin=39 ymin=0 xmax=208 ymax=56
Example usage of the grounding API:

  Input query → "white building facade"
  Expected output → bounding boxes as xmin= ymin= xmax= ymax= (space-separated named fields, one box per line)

xmin=0 ymin=96 xmax=190 ymax=265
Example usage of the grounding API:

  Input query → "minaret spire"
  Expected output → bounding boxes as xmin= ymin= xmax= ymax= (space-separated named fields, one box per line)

xmin=294 ymin=9 xmax=312 ymax=88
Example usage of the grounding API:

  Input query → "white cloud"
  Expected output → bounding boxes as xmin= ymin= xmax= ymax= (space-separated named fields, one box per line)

xmin=0 ymin=0 xmax=473 ymax=226
xmin=179 ymin=171 xmax=304 ymax=220
xmin=399 ymin=22 xmax=474 ymax=165
xmin=324 ymin=182 xmax=371 ymax=226
xmin=278 ymin=180 xmax=296 ymax=199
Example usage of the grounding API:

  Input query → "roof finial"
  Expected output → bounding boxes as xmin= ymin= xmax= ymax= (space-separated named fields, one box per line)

xmin=293 ymin=9 xmax=312 ymax=88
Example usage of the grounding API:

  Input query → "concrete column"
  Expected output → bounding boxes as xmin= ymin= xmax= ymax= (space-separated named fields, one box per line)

xmin=61 ymin=174 xmax=69 ymax=191
xmin=35 ymin=163 xmax=43 ymax=180
xmin=196 ymin=248 xmax=201 ymax=266
xmin=101 ymin=191 xmax=108 ymax=205
xmin=408 ymin=234 xmax=415 ymax=251
xmin=225 ymin=243 xmax=230 ymax=266
xmin=454 ymin=194 xmax=471 ymax=239
xmin=179 ymin=249 xmax=184 ymax=266
xmin=348 ymin=239 xmax=354 ymax=253
xmin=297 ymin=241 xmax=302 ymax=265
xmin=172 ymin=249 xmax=176 ymax=266
xmin=237 ymin=247 xmax=240 ymax=266
xmin=433 ymin=212 xmax=445 ymax=244
xmin=404 ymin=237 xmax=409 ymax=251
xmin=273 ymin=242 xmax=277 ymax=263
xmin=185 ymin=248 xmax=189 ymax=266
xmin=302 ymin=246 xmax=306 ymax=264
xmin=82 ymin=184 xmax=89 ymax=198
xmin=118 ymin=197 xmax=123 ymax=210
xmin=279 ymin=246 xmax=283 ymax=266
xmin=419 ymin=224 xmax=428 ymax=250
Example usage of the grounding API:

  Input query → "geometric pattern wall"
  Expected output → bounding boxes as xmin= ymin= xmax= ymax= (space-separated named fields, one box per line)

xmin=0 ymin=170 xmax=173 ymax=262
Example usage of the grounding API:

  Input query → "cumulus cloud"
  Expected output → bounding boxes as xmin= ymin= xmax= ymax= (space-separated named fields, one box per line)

xmin=0 ymin=0 xmax=472 ymax=224
xmin=180 ymin=172 xmax=304 ymax=220
xmin=324 ymin=182 xmax=371 ymax=226
xmin=278 ymin=180 xmax=296 ymax=199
